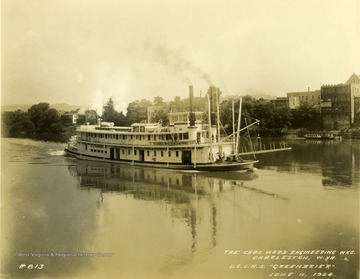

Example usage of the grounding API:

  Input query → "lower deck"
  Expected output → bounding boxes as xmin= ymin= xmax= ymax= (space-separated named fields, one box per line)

xmin=76 ymin=141 xmax=233 ymax=165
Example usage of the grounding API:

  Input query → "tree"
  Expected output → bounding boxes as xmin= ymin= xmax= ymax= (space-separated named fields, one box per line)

xmin=153 ymin=109 xmax=169 ymax=125
xmin=2 ymin=110 xmax=30 ymax=137
xmin=102 ymin=98 xmax=117 ymax=122
xmin=291 ymin=104 xmax=322 ymax=130
xmin=27 ymin=103 xmax=65 ymax=140
xmin=125 ymin=99 xmax=152 ymax=125
xmin=101 ymin=98 xmax=126 ymax=126
xmin=28 ymin=102 xmax=51 ymax=132
xmin=28 ymin=103 xmax=64 ymax=134
xmin=153 ymin=96 xmax=165 ymax=106
xmin=9 ymin=118 xmax=35 ymax=138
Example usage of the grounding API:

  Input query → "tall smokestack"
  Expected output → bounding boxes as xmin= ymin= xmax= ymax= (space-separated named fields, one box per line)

xmin=208 ymin=86 xmax=217 ymax=125
xmin=189 ymin=85 xmax=196 ymax=126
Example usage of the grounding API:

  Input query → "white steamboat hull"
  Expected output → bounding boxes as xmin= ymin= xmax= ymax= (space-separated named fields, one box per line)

xmin=64 ymin=148 xmax=257 ymax=172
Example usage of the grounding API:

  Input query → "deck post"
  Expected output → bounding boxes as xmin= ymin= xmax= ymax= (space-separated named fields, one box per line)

xmin=194 ymin=143 xmax=197 ymax=169
xmin=132 ymin=144 xmax=134 ymax=165
xmin=167 ymin=146 xmax=169 ymax=167
xmin=232 ymin=100 xmax=235 ymax=153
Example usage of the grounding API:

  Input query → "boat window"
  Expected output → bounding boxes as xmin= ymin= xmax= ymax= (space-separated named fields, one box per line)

xmin=154 ymin=151 xmax=156 ymax=156
xmin=147 ymin=150 xmax=150 ymax=156
xmin=161 ymin=151 xmax=164 ymax=157
xmin=122 ymin=149 xmax=125 ymax=155
xmin=134 ymin=150 xmax=137 ymax=155
xmin=176 ymin=151 xmax=179 ymax=157
xmin=148 ymin=135 xmax=151 ymax=140
xmin=168 ymin=151 xmax=171 ymax=157
xmin=128 ymin=149 xmax=130 ymax=155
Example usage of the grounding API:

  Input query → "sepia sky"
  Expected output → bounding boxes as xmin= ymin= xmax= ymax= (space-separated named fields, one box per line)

xmin=2 ymin=0 xmax=360 ymax=113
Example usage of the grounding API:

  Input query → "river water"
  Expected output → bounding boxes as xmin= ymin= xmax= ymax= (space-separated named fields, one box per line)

xmin=1 ymin=138 xmax=359 ymax=279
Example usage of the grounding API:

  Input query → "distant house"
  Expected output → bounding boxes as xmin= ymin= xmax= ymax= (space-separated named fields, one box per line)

xmin=61 ymin=113 xmax=78 ymax=126
xmin=147 ymin=106 xmax=162 ymax=123
xmin=77 ymin=109 xmax=98 ymax=125
xmin=287 ymin=89 xmax=321 ymax=109
xmin=60 ymin=109 xmax=98 ymax=126
xmin=270 ymin=97 xmax=289 ymax=108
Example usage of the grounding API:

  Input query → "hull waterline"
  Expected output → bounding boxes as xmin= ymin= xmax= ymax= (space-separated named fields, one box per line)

xmin=64 ymin=148 xmax=257 ymax=172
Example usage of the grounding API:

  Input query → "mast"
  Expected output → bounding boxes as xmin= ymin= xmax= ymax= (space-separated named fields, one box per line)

xmin=232 ymin=100 xmax=235 ymax=153
xmin=207 ymin=93 xmax=213 ymax=161
xmin=216 ymin=88 xmax=220 ymax=143
xmin=235 ymin=98 xmax=242 ymax=153
xmin=245 ymin=118 xmax=256 ymax=160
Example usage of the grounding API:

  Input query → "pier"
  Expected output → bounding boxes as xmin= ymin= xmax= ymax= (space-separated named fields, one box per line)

xmin=237 ymin=142 xmax=291 ymax=156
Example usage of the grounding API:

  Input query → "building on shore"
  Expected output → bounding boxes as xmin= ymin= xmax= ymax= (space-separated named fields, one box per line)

xmin=147 ymin=106 xmax=162 ymax=123
xmin=287 ymin=88 xmax=321 ymax=109
xmin=345 ymin=72 xmax=360 ymax=85
xmin=61 ymin=113 xmax=78 ymax=126
xmin=320 ymin=73 xmax=360 ymax=130
xmin=270 ymin=97 xmax=289 ymax=108
xmin=61 ymin=109 xmax=98 ymax=126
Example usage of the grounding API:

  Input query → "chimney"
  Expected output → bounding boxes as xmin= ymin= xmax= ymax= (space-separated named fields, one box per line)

xmin=189 ymin=85 xmax=196 ymax=126
xmin=208 ymin=86 xmax=217 ymax=125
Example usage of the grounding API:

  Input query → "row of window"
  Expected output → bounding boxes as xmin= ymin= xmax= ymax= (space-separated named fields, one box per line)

xmin=83 ymin=132 xmax=190 ymax=141
xmin=147 ymin=150 xmax=179 ymax=157
xmin=87 ymin=145 xmax=181 ymax=157
xmin=90 ymin=149 xmax=107 ymax=153
xmin=114 ymin=148 xmax=180 ymax=157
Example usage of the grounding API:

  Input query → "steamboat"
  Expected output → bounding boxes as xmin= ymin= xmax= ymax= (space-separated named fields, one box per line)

xmin=65 ymin=86 xmax=290 ymax=171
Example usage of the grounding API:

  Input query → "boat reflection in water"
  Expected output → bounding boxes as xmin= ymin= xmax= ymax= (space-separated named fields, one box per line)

xmin=68 ymin=161 xmax=258 ymax=202
xmin=64 ymin=155 xmax=358 ymax=279
xmin=68 ymin=161 xmax=259 ymax=252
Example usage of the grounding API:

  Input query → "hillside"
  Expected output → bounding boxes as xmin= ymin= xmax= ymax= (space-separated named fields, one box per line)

xmin=1 ymin=103 xmax=83 ymax=112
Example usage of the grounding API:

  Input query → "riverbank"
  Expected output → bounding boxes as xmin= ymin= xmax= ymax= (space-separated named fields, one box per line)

xmin=1 ymin=125 xmax=78 ymax=143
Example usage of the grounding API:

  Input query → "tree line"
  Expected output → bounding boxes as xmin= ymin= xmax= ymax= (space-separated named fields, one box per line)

xmin=220 ymin=96 xmax=322 ymax=136
xmin=102 ymin=94 xmax=323 ymax=136
xmin=2 ymin=95 xmax=323 ymax=142
xmin=2 ymin=103 xmax=69 ymax=142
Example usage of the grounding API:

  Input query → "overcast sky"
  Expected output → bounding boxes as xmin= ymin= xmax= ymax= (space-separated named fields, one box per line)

xmin=2 ymin=0 xmax=360 ymax=113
